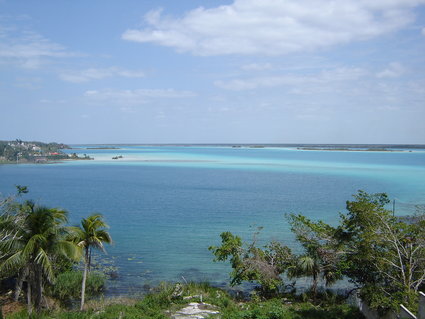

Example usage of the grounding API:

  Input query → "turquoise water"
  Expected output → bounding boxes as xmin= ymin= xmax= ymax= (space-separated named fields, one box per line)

xmin=1 ymin=146 xmax=424 ymax=294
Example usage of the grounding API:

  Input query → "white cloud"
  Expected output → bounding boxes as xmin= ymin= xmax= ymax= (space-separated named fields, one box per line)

xmin=376 ymin=62 xmax=405 ymax=78
xmin=241 ymin=63 xmax=272 ymax=71
xmin=421 ymin=27 xmax=425 ymax=36
xmin=0 ymin=28 xmax=77 ymax=68
xmin=215 ymin=67 xmax=368 ymax=90
xmin=60 ymin=67 xmax=145 ymax=83
xmin=122 ymin=0 xmax=425 ymax=56
xmin=84 ymin=88 xmax=197 ymax=105
xmin=40 ymin=98 xmax=67 ymax=104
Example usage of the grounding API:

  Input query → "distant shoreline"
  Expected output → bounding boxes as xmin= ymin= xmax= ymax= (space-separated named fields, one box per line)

xmin=296 ymin=147 xmax=409 ymax=152
xmin=85 ymin=147 xmax=121 ymax=150
xmin=0 ymin=157 xmax=93 ymax=165
xmin=69 ymin=143 xmax=425 ymax=150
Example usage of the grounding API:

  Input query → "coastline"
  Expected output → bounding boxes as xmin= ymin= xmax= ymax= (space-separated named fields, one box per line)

xmin=0 ymin=158 xmax=94 ymax=165
xmin=296 ymin=147 xmax=410 ymax=152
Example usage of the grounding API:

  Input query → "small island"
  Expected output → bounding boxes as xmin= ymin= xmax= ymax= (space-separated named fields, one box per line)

xmin=0 ymin=139 xmax=92 ymax=164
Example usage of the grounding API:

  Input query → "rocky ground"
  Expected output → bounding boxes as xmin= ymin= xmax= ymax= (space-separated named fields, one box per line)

xmin=172 ymin=302 xmax=220 ymax=319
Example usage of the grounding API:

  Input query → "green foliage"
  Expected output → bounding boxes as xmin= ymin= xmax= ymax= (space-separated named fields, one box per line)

xmin=70 ymin=213 xmax=112 ymax=310
xmin=286 ymin=214 xmax=345 ymax=297
xmin=136 ymin=283 xmax=173 ymax=310
xmin=0 ymin=188 xmax=83 ymax=314
xmin=222 ymin=299 xmax=289 ymax=319
xmin=209 ymin=231 xmax=293 ymax=297
xmin=49 ymin=270 xmax=105 ymax=304
xmin=0 ymin=197 xmax=80 ymax=312
xmin=72 ymin=214 xmax=112 ymax=254
xmin=339 ymin=191 xmax=425 ymax=312
xmin=5 ymin=282 xmax=364 ymax=319
xmin=7 ymin=304 xmax=163 ymax=319
xmin=0 ymin=140 xmax=70 ymax=162
xmin=210 ymin=191 xmax=425 ymax=314
xmin=220 ymin=299 xmax=364 ymax=319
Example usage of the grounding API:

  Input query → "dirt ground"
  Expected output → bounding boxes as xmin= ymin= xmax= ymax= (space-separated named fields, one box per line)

xmin=0 ymin=293 xmax=25 ymax=317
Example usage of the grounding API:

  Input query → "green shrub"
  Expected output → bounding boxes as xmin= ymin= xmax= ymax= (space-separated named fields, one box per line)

xmin=134 ymin=282 xmax=175 ymax=318
xmin=49 ymin=270 xmax=105 ymax=304
xmin=220 ymin=299 xmax=364 ymax=319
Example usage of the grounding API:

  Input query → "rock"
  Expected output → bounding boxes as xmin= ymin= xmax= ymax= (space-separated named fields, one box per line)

xmin=183 ymin=294 xmax=201 ymax=300
xmin=172 ymin=302 xmax=220 ymax=319
xmin=171 ymin=283 xmax=184 ymax=299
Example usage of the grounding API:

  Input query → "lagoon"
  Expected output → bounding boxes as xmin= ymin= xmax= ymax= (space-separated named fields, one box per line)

xmin=0 ymin=145 xmax=424 ymax=295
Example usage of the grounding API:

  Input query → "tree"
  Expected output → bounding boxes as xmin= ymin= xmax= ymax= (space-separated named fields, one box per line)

xmin=0 ymin=201 xmax=79 ymax=313
xmin=339 ymin=191 xmax=425 ymax=313
xmin=287 ymin=214 xmax=345 ymax=298
xmin=209 ymin=230 xmax=293 ymax=297
xmin=72 ymin=214 xmax=112 ymax=311
xmin=209 ymin=191 xmax=425 ymax=313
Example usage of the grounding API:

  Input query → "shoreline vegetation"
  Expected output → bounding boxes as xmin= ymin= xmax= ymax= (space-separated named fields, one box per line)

xmin=296 ymin=147 xmax=406 ymax=152
xmin=2 ymin=139 xmax=422 ymax=166
xmin=1 ymin=187 xmax=424 ymax=318
xmin=0 ymin=140 xmax=93 ymax=164
xmin=73 ymin=143 xmax=425 ymax=151
xmin=2 ymin=282 xmax=364 ymax=319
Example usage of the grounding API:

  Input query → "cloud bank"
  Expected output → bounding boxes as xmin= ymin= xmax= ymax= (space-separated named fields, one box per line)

xmin=84 ymin=88 xmax=197 ymax=105
xmin=122 ymin=0 xmax=425 ymax=56
xmin=60 ymin=67 xmax=145 ymax=83
xmin=0 ymin=27 xmax=76 ymax=68
xmin=215 ymin=67 xmax=368 ymax=90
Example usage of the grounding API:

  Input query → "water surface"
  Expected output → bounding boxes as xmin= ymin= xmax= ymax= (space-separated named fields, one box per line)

xmin=1 ymin=146 xmax=424 ymax=294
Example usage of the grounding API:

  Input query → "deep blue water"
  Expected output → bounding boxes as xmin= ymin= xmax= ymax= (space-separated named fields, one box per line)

xmin=1 ymin=146 xmax=424 ymax=294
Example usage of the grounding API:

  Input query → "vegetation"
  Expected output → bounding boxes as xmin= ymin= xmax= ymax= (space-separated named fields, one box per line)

xmin=340 ymin=191 xmax=425 ymax=313
xmin=0 ymin=200 xmax=80 ymax=313
xmin=211 ymin=191 xmax=425 ymax=315
xmin=2 ymin=187 xmax=424 ymax=318
xmin=49 ymin=270 xmax=105 ymax=306
xmin=209 ymin=230 xmax=293 ymax=297
xmin=287 ymin=214 xmax=344 ymax=300
xmin=5 ymin=282 xmax=363 ymax=319
xmin=0 ymin=140 xmax=91 ymax=164
xmin=70 ymin=214 xmax=112 ymax=310
xmin=0 ymin=187 xmax=110 ymax=315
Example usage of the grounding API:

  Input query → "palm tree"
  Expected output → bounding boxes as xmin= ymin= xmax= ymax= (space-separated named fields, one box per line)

xmin=73 ymin=214 xmax=112 ymax=311
xmin=289 ymin=249 xmax=341 ymax=300
xmin=0 ymin=201 xmax=79 ymax=313
xmin=291 ymin=254 xmax=320 ymax=296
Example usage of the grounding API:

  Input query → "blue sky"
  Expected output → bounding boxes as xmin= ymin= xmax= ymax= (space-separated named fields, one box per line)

xmin=0 ymin=0 xmax=424 ymax=144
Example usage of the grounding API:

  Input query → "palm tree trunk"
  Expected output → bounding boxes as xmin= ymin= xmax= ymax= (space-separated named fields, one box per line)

xmin=27 ymin=282 xmax=32 ymax=315
xmin=88 ymin=247 xmax=91 ymax=272
xmin=312 ymin=272 xmax=318 ymax=301
xmin=80 ymin=248 xmax=89 ymax=311
xmin=14 ymin=272 xmax=24 ymax=301
xmin=34 ymin=267 xmax=43 ymax=312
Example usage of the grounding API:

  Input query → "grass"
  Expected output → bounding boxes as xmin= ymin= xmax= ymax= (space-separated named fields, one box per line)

xmin=4 ymin=282 xmax=364 ymax=319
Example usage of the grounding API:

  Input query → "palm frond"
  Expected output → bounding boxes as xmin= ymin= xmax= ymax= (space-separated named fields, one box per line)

xmin=35 ymin=248 xmax=55 ymax=283
xmin=0 ymin=251 xmax=24 ymax=275
xmin=56 ymin=240 xmax=82 ymax=261
xmin=22 ymin=234 xmax=46 ymax=257
xmin=78 ymin=214 xmax=112 ymax=254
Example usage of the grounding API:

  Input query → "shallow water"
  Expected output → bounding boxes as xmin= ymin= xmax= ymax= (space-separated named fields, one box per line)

xmin=1 ymin=146 xmax=424 ymax=295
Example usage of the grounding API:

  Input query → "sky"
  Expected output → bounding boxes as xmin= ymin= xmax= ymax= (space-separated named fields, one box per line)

xmin=0 ymin=0 xmax=424 ymax=144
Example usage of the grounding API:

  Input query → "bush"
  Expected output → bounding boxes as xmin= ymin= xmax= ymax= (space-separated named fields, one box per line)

xmin=49 ymin=270 xmax=105 ymax=304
